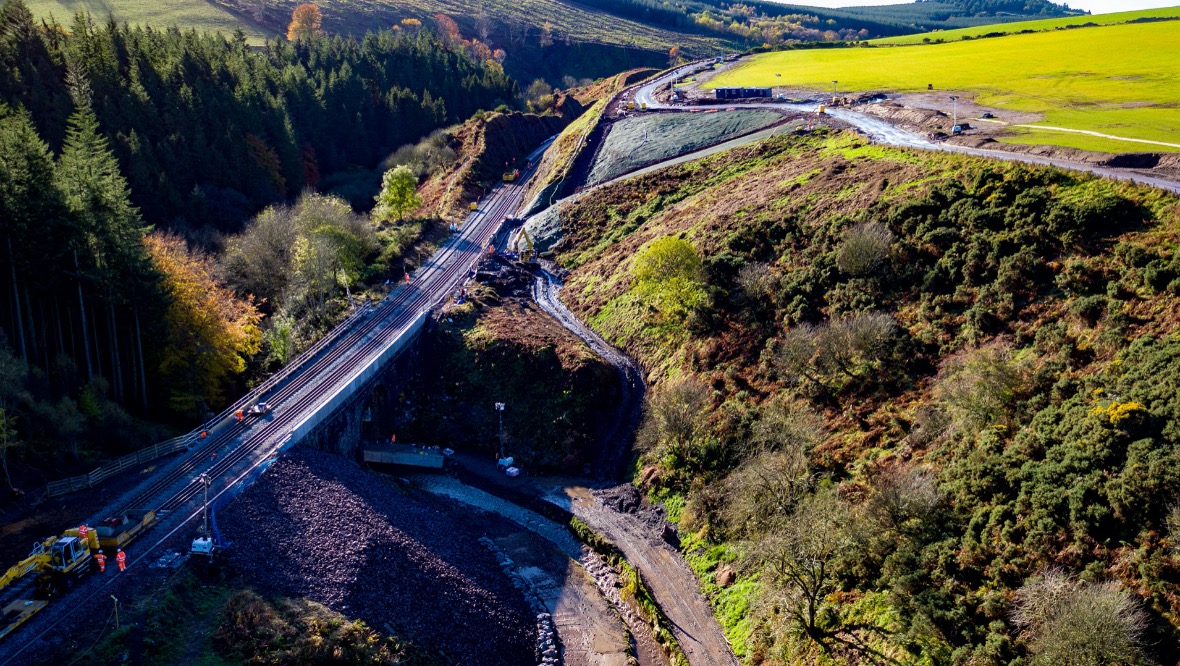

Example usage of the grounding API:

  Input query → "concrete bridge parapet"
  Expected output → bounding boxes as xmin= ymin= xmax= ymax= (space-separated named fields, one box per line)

xmin=287 ymin=310 xmax=431 ymax=459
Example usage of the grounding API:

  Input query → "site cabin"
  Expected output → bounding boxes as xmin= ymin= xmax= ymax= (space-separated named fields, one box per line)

xmin=363 ymin=443 xmax=448 ymax=470
xmin=715 ymin=87 xmax=771 ymax=100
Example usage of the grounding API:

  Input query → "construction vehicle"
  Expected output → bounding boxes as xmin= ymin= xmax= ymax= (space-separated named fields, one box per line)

xmin=95 ymin=510 xmax=157 ymax=551
xmin=0 ymin=511 xmax=159 ymax=641
xmin=246 ymin=401 xmax=272 ymax=417
xmin=502 ymin=168 xmax=520 ymax=182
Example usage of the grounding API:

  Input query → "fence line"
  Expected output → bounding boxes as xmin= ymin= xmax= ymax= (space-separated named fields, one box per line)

xmin=46 ymin=302 xmax=373 ymax=498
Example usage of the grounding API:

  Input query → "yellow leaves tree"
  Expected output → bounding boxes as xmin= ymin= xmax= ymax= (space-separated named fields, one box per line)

xmin=287 ymin=3 xmax=324 ymax=42
xmin=400 ymin=17 xmax=421 ymax=35
xmin=146 ymin=233 xmax=261 ymax=414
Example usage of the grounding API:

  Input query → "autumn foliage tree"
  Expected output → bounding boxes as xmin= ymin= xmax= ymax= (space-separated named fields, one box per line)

xmin=287 ymin=3 xmax=324 ymax=42
xmin=146 ymin=233 xmax=261 ymax=415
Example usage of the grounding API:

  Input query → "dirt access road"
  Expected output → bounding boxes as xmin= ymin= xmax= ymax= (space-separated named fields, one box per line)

xmin=634 ymin=62 xmax=1180 ymax=194
xmin=531 ymin=269 xmax=740 ymax=666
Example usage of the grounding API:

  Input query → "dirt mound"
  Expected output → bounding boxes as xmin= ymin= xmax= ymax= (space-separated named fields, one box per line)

xmin=862 ymin=102 xmax=949 ymax=133
xmin=594 ymin=485 xmax=667 ymax=532
xmin=415 ymin=102 xmax=582 ymax=222
xmin=217 ymin=448 xmax=534 ymax=665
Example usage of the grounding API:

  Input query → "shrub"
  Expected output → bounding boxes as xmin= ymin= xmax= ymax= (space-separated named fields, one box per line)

xmin=835 ymin=222 xmax=892 ymax=277
xmin=1012 ymin=569 xmax=1148 ymax=666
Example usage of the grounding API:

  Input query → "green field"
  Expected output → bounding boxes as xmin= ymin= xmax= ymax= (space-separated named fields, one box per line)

xmin=711 ymin=20 xmax=1180 ymax=153
xmin=27 ymin=0 xmax=274 ymax=42
xmin=871 ymin=6 xmax=1180 ymax=45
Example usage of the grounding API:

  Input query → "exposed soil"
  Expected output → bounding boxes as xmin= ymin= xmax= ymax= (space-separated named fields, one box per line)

xmin=216 ymin=448 xmax=535 ymax=666
xmin=413 ymin=103 xmax=582 ymax=223
xmin=405 ymin=255 xmax=622 ymax=471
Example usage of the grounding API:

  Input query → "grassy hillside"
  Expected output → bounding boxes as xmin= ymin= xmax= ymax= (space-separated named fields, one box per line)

xmin=548 ymin=128 xmax=1180 ymax=664
xmin=711 ymin=19 xmax=1180 ymax=152
xmin=23 ymin=0 xmax=1085 ymax=83
xmin=27 ymin=0 xmax=274 ymax=42
xmin=26 ymin=0 xmax=722 ymax=82
xmin=872 ymin=5 xmax=1180 ymax=45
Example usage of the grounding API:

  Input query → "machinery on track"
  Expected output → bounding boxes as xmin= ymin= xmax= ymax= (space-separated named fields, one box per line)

xmin=0 ymin=511 xmax=157 ymax=640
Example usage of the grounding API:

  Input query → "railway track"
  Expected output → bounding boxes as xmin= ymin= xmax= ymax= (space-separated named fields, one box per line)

xmin=0 ymin=145 xmax=544 ymax=663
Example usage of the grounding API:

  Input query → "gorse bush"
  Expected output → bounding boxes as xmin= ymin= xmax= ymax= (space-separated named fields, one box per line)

xmin=552 ymin=131 xmax=1180 ymax=663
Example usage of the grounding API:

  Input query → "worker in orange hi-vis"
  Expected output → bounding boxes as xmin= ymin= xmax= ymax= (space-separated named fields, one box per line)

xmin=116 ymin=548 xmax=126 ymax=572
xmin=235 ymin=409 xmax=244 ymax=422
xmin=78 ymin=525 xmax=88 ymax=542
xmin=404 ymin=272 xmax=410 ymax=284
xmin=94 ymin=551 xmax=106 ymax=573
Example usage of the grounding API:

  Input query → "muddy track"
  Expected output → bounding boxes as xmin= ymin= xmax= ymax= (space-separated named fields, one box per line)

xmin=532 ymin=266 xmax=645 ymax=481
xmin=530 ymin=269 xmax=739 ymax=666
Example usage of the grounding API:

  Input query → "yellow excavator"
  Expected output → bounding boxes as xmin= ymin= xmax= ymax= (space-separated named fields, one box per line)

xmin=0 ymin=527 xmax=98 ymax=639
xmin=0 ymin=510 xmax=156 ymax=641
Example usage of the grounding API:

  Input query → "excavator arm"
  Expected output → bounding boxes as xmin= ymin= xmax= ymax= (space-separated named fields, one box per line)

xmin=0 ymin=540 xmax=53 ymax=593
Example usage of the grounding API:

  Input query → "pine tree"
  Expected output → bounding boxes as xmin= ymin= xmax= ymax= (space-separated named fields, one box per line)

xmin=0 ymin=106 xmax=68 ymax=366
xmin=55 ymin=101 xmax=152 ymax=397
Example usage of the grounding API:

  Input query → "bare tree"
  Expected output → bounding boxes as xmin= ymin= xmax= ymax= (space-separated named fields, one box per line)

xmin=771 ymin=324 xmax=821 ymax=385
xmin=869 ymin=465 xmax=941 ymax=528
xmin=475 ymin=5 xmax=493 ymax=43
xmin=1013 ymin=569 xmax=1149 ymax=666
xmin=751 ymin=487 xmax=853 ymax=642
xmin=933 ymin=342 xmax=1024 ymax=435
xmin=836 ymin=222 xmax=893 ymax=277
xmin=751 ymin=397 xmax=826 ymax=454
xmin=724 ymin=447 xmax=811 ymax=537
xmin=636 ymin=377 xmax=710 ymax=463
xmin=737 ymin=261 xmax=775 ymax=302
xmin=818 ymin=311 xmax=896 ymax=377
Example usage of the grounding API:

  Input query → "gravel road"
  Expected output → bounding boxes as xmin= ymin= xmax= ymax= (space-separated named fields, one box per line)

xmin=551 ymin=485 xmax=740 ymax=666
xmin=216 ymin=449 xmax=534 ymax=666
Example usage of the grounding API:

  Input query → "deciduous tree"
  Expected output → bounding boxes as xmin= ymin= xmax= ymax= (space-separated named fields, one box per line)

xmin=146 ymin=232 xmax=261 ymax=415
xmin=287 ymin=3 xmax=323 ymax=42
xmin=374 ymin=165 xmax=422 ymax=222
xmin=631 ymin=236 xmax=708 ymax=323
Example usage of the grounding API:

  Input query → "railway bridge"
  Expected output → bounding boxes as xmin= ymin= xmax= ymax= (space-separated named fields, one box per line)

xmin=0 ymin=140 xmax=549 ymax=662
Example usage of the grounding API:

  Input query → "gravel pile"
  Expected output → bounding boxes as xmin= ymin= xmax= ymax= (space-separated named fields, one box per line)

xmin=217 ymin=448 xmax=533 ymax=665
